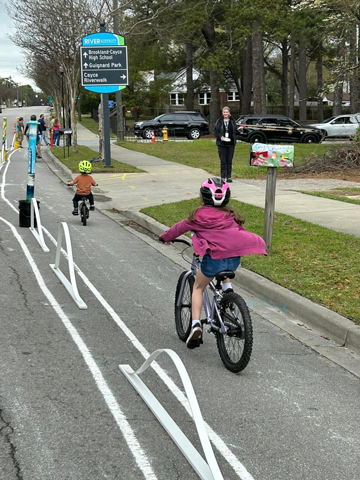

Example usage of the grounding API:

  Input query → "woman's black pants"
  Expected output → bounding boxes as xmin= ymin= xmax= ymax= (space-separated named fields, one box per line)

xmin=218 ymin=145 xmax=235 ymax=180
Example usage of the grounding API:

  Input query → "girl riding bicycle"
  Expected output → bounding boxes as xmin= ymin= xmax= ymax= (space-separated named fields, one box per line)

xmin=68 ymin=161 xmax=98 ymax=215
xmin=160 ymin=177 xmax=267 ymax=348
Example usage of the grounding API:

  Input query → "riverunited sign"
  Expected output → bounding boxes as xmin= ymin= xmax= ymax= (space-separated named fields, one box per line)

xmin=81 ymin=33 xmax=128 ymax=93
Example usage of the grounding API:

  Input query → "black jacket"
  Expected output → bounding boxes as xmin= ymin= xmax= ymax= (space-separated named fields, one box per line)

xmin=214 ymin=115 xmax=237 ymax=147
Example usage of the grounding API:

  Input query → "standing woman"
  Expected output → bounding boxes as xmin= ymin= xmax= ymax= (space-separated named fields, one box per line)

xmin=213 ymin=106 xmax=238 ymax=182
xmin=52 ymin=117 xmax=61 ymax=146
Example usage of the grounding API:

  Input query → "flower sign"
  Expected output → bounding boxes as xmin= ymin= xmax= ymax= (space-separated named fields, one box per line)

xmin=249 ymin=143 xmax=294 ymax=167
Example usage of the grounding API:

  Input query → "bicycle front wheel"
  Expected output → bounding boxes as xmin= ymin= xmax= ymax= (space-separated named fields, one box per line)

xmin=216 ymin=292 xmax=253 ymax=373
xmin=81 ymin=203 xmax=87 ymax=226
xmin=174 ymin=272 xmax=194 ymax=341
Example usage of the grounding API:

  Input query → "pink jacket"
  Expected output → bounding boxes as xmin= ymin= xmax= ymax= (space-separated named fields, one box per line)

xmin=161 ymin=206 xmax=267 ymax=259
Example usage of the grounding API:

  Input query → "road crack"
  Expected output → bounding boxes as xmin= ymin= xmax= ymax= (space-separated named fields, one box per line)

xmin=0 ymin=408 xmax=23 ymax=479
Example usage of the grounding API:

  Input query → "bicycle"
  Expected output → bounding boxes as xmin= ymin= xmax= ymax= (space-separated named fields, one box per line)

xmin=67 ymin=184 xmax=92 ymax=226
xmin=79 ymin=197 xmax=90 ymax=226
xmin=172 ymin=238 xmax=253 ymax=373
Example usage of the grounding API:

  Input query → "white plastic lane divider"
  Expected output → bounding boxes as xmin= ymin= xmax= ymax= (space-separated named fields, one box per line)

xmin=30 ymin=197 xmax=50 ymax=252
xmin=120 ymin=349 xmax=224 ymax=480
xmin=50 ymin=222 xmax=87 ymax=309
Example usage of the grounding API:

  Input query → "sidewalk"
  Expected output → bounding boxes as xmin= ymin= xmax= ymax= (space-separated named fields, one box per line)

xmin=42 ymin=123 xmax=360 ymax=359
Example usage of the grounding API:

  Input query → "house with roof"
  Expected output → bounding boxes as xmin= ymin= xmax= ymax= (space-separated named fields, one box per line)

xmin=142 ymin=68 xmax=239 ymax=112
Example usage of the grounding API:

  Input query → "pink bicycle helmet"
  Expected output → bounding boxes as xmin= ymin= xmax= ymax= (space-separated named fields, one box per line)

xmin=200 ymin=177 xmax=230 ymax=207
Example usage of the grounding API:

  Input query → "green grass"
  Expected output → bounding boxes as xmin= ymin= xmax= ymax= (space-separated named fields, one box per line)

xmin=51 ymin=145 xmax=144 ymax=173
xmin=116 ymin=140 xmax=332 ymax=179
xmin=299 ymin=188 xmax=360 ymax=206
xmin=77 ymin=114 xmax=116 ymax=138
xmin=142 ymin=198 xmax=360 ymax=324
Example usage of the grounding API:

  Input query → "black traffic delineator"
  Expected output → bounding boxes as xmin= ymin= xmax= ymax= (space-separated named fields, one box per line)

xmin=18 ymin=200 xmax=40 ymax=228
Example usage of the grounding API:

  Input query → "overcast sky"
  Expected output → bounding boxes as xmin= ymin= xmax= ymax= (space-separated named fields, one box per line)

xmin=0 ymin=2 xmax=37 ymax=88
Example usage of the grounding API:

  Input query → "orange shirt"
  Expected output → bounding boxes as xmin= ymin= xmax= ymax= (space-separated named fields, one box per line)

xmin=73 ymin=174 xmax=97 ymax=195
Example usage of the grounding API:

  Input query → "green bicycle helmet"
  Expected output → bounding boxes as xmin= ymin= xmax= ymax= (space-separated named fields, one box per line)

xmin=79 ymin=160 xmax=92 ymax=173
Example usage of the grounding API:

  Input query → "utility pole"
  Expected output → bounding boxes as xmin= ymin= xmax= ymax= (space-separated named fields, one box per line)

xmin=113 ymin=0 xmax=125 ymax=141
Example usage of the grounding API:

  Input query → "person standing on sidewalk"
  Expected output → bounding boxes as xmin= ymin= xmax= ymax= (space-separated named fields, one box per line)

xmin=38 ymin=114 xmax=49 ymax=146
xmin=52 ymin=118 xmax=61 ymax=146
xmin=213 ymin=106 xmax=238 ymax=183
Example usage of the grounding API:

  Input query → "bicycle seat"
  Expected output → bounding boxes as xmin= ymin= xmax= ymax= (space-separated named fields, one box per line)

xmin=215 ymin=271 xmax=235 ymax=282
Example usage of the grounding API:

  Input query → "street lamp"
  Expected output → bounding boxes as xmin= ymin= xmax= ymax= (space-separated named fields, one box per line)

xmin=59 ymin=66 xmax=65 ymax=128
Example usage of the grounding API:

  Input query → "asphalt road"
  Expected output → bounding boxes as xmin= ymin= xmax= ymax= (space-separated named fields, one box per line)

xmin=0 ymin=108 xmax=359 ymax=480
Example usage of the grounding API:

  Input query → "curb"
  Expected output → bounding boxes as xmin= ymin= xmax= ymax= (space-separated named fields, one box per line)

xmin=45 ymin=150 xmax=73 ymax=179
xmin=116 ymin=209 xmax=360 ymax=355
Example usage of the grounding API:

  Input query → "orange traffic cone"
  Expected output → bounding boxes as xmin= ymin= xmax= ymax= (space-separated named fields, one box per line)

xmin=151 ymin=131 xmax=155 ymax=143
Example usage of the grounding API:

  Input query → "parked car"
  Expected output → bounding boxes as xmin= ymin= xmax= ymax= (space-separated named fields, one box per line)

xmin=236 ymin=114 xmax=325 ymax=144
xmin=133 ymin=111 xmax=210 ymax=140
xmin=309 ymin=114 xmax=360 ymax=138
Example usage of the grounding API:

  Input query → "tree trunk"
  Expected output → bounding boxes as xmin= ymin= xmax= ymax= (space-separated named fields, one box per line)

xmin=333 ymin=84 xmax=343 ymax=116
xmin=289 ymin=40 xmax=295 ymax=119
xmin=69 ymin=82 xmax=78 ymax=153
xmin=202 ymin=22 xmax=221 ymax=131
xmin=281 ymin=38 xmax=288 ymax=116
xmin=186 ymin=43 xmax=194 ymax=111
xmin=241 ymin=36 xmax=252 ymax=114
xmin=333 ymin=39 xmax=344 ymax=116
xmin=298 ymin=32 xmax=307 ymax=122
xmin=349 ymin=30 xmax=360 ymax=113
xmin=98 ymin=98 xmax=105 ymax=162
xmin=113 ymin=0 xmax=124 ymax=141
xmin=252 ymin=22 xmax=266 ymax=114
xmin=316 ymin=44 xmax=324 ymax=123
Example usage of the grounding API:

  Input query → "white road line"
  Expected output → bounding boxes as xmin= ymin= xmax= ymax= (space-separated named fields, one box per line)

xmin=0 ymin=154 xmax=157 ymax=479
xmin=1 ymin=150 xmax=19 ymax=212
xmin=2 ymin=150 xmax=255 ymax=480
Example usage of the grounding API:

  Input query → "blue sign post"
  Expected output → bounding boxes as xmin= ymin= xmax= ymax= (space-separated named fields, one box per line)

xmin=26 ymin=120 xmax=38 ymax=200
xmin=81 ymin=23 xmax=128 ymax=168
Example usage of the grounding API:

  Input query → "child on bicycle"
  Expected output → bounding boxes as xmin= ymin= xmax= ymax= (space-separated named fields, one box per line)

xmin=68 ymin=161 xmax=98 ymax=215
xmin=160 ymin=177 xmax=266 ymax=349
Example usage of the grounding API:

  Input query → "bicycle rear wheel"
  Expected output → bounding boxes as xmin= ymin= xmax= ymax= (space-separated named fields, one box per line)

xmin=216 ymin=292 xmax=253 ymax=373
xmin=81 ymin=203 xmax=87 ymax=226
xmin=174 ymin=272 xmax=194 ymax=341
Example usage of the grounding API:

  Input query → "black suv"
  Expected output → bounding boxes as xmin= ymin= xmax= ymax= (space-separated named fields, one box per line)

xmin=236 ymin=114 xmax=325 ymax=144
xmin=133 ymin=111 xmax=210 ymax=140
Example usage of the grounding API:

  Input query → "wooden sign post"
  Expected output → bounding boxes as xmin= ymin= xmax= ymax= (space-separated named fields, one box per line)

xmin=249 ymin=143 xmax=294 ymax=254
xmin=263 ymin=167 xmax=277 ymax=254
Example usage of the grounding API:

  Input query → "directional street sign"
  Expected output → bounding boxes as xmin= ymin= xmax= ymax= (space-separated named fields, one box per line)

xmin=81 ymin=32 xmax=128 ymax=94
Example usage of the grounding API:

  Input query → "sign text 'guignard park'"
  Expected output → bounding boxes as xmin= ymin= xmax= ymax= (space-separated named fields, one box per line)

xmin=81 ymin=32 xmax=128 ymax=92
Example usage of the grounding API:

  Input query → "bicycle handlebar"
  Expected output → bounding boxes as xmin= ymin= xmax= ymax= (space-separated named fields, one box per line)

xmin=171 ymin=239 xmax=192 ymax=247
xmin=159 ymin=236 xmax=192 ymax=247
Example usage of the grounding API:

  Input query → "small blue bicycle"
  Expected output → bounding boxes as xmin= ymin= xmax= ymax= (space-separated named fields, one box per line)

xmin=173 ymin=239 xmax=253 ymax=373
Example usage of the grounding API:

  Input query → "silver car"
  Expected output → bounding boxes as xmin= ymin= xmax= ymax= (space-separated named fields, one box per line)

xmin=309 ymin=114 xmax=360 ymax=138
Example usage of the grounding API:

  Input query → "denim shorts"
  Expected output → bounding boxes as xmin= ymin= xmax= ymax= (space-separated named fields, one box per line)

xmin=201 ymin=254 xmax=241 ymax=278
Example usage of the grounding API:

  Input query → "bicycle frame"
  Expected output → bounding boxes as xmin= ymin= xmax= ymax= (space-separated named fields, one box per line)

xmin=176 ymin=254 xmax=228 ymax=335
